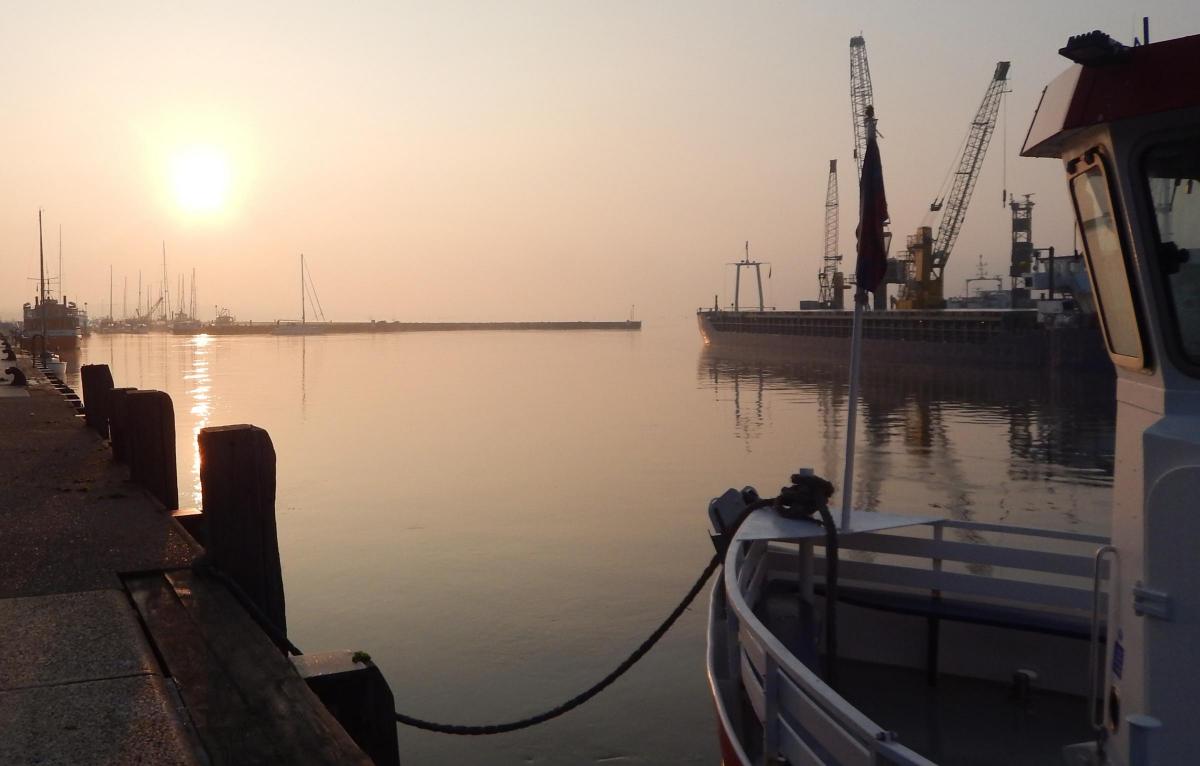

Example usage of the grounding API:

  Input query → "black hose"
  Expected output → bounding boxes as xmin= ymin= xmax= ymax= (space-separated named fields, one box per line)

xmin=814 ymin=503 xmax=839 ymax=688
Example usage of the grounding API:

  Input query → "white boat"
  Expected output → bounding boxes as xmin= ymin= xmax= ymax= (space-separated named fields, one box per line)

xmin=43 ymin=354 xmax=66 ymax=377
xmin=707 ymin=30 xmax=1200 ymax=766
xmin=274 ymin=253 xmax=328 ymax=335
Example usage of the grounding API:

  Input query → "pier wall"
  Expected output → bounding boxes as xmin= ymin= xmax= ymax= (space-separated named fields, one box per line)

xmin=0 ymin=337 xmax=396 ymax=765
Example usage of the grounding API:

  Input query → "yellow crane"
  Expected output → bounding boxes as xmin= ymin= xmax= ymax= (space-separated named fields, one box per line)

xmin=896 ymin=61 xmax=1010 ymax=310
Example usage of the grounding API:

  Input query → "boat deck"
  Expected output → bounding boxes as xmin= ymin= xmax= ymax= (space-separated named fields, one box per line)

xmin=760 ymin=589 xmax=1094 ymax=765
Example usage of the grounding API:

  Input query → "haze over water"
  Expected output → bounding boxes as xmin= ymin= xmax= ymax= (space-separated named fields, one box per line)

xmin=5 ymin=3 xmax=1199 ymax=325
xmin=66 ymin=321 xmax=1113 ymax=764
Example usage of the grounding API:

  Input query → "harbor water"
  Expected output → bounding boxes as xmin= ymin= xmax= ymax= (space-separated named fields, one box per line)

xmin=65 ymin=319 xmax=1114 ymax=765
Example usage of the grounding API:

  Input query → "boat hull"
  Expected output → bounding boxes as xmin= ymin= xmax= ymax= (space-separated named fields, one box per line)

xmin=20 ymin=331 xmax=80 ymax=352
xmin=697 ymin=309 xmax=1111 ymax=372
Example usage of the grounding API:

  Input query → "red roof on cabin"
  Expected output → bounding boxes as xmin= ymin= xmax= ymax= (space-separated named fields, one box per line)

xmin=1064 ymin=33 xmax=1200 ymax=129
xmin=1023 ymin=33 xmax=1200 ymax=157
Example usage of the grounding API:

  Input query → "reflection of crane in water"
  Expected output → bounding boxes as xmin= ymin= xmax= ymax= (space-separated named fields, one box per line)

xmin=696 ymin=350 xmax=1115 ymax=537
xmin=851 ymin=395 xmax=893 ymax=514
xmin=817 ymin=375 xmax=844 ymax=486
xmin=705 ymin=358 xmax=766 ymax=448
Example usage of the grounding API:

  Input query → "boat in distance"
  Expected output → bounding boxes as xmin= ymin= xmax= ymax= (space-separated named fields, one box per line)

xmin=707 ymin=30 xmax=1200 ymax=765
xmin=22 ymin=296 xmax=84 ymax=351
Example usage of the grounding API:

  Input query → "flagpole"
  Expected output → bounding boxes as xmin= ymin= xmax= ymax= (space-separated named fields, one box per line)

xmin=840 ymin=107 xmax=880 ymax=531
xmin=840 ymin=287 xmax=865 ymax=531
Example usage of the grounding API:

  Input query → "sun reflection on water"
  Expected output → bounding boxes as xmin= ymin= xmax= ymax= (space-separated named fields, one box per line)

xmin=187 ymin=335 xmax=212 ymax=508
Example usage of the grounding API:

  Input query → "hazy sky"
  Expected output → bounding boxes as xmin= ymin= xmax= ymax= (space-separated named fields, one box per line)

xmin=2 ymin=2 xmax=1196 ymax=322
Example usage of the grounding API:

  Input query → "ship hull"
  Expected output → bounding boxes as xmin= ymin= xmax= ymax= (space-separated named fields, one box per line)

xmin=20 ymin=331 xmax=80 ymax=352
xmin=697 ymin=309 xmax=1111 ymax=372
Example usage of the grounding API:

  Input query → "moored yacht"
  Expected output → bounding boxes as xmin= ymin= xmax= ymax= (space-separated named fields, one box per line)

xmin=707 ymin=30 xmax=1200 ymax=766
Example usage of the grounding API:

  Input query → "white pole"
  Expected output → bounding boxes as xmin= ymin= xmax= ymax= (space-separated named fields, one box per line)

xmin=840 ymin=288 xmax=865 ymax=530
xmin=841 ymin=108 xmax=880 ymax=531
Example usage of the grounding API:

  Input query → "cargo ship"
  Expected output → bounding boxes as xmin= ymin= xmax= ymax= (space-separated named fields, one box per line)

xmin=696 ymin=306 xmax=1110 ymax=371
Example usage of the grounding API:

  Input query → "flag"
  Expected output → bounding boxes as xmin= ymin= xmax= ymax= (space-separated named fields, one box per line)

xmin=854 ymin=129 xmax=889 ymax=293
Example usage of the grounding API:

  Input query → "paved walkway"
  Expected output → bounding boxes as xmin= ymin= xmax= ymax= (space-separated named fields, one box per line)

xmin=0 ymin=353 xmax=205 ymax=764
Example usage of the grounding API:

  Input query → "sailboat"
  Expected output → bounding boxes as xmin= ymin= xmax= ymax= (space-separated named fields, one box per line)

xmin=21 ymin=211 xmax=83 ymax=351
xmin=274 ymin=253 xmax=327 ymax=335
xmin=171 ymin=268 xmax=203 ymax=334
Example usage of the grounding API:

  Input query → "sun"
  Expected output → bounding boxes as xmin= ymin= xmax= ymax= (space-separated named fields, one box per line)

xmin=170 ymin=145 xmax=231 ymax=215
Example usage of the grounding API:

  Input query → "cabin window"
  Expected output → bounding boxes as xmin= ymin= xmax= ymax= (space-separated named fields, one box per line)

xmin=1070 ymin=157 xmax=1144 ymax=364
xmin=1143 ymin=140 xmax=1200 ymax=367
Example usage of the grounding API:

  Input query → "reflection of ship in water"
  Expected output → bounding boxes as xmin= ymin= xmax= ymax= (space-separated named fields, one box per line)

xmin=699 ymin=346 xmax=1115 ymax=519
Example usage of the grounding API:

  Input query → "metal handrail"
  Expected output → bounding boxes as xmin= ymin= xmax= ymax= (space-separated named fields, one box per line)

xmin=722 ymin=522 xmax=1113 ymax=765
xmin=722 ymin=538 xmax=914 ymax=758
xmin=1089 ymin=545 xmax=1119 ymax=735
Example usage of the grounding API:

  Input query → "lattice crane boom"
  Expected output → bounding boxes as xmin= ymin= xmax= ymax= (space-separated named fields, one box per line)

xmin=849 ymin=36 xmax=874 ymax=179
xmin=818 ymin=160 xmax=841 ymax=307
xmin=929 ymin=61 xmax=1010 ymax=279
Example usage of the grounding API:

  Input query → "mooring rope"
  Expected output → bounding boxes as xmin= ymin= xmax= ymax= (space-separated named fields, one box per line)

xmin=392 ymin=553 xmax=720 ymax=735
xmin=199 ymin=550 xmax=721 ymax=736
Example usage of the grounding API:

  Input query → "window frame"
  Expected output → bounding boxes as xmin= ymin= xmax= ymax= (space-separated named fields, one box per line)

xmin=1067 ymin=147 xmax=1149 ymax=370
xmin=1135 ymin=132 xmax=1200 ymax=379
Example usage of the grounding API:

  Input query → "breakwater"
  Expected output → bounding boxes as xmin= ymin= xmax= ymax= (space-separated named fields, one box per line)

xmin=183 ymin=319 xmax=642 ymax=336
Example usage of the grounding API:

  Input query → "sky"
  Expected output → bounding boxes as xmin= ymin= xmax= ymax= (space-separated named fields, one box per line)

xmin=1 ymin=1 xmax=1196 ymax=323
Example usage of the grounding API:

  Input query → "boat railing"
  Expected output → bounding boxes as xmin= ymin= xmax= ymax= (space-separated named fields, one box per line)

xmin=720 ymin=516 xmax=1110 ymax=765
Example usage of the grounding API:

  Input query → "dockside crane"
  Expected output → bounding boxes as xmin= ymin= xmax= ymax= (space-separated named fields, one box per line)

xmin=897 ymin=61 xmax=1010 ymax=309
xmin=849 ymin=36 xmax=874 ymax=179
xmin=817 ymin=160 xmax=845 ymax=309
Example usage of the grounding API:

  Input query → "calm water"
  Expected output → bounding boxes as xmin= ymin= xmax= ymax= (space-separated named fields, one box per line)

xmin=66 ymin=319 xmax=1114 ymax=765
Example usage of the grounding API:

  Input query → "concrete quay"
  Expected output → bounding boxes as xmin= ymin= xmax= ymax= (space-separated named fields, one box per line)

xmin=0 ymin=347 xmax=389 ymax=765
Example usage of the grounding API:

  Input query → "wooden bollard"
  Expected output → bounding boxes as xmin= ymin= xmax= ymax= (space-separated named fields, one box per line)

xmin=107 ymin=387 xmax=138 ymax=462
xmin=199 ymin=424 xmax=287 ymax=637
xmin=126 ymin=390 xmax=179 ymax=511
xmin=292 ymin=652 xmax=401 ymax=766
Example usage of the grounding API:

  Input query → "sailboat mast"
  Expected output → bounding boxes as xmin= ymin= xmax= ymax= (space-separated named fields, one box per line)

xmin=301 ymin=253 xmax=305 ymax=326
xmin=162 ymin=242 xmax=170 ymax=322
xmin=38 ymin=210 xmax=47 ymax=341
xmin=109 ymin=266 xmax=114 ymax=321
xmin=123 ymin=276 xmax=128 ymax=321
xmin=58 ymin=225 xmax=63 ymax=300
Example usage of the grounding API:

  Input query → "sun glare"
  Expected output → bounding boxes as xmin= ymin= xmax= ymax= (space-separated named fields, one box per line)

xmin=170 ymin=145 xmax=231 ymax=215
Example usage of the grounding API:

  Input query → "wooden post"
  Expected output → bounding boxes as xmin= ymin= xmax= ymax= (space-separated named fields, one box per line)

xmin=126 ymin=390 xmax=179 ymax=511
xmin=199 ymin=424 xmax=287 ymax=637
xmin=107 ymin=387 xmax=138 ymax=462
xmin=80 ymin=364 xmax=115 ymax=435
xmin=292 ymin=652 xmax=401 ymax=766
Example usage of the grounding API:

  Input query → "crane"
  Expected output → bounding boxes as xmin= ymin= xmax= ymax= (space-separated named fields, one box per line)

xmin=814 ymin=36 xmax=872 ymax=309
xmin=896 ymin=60 xmax=1010 ymax=310
xmin=849 ymin=36 xmax=874 ymax=180
xmin=817 ymin=160 xmax=845 ymax=309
